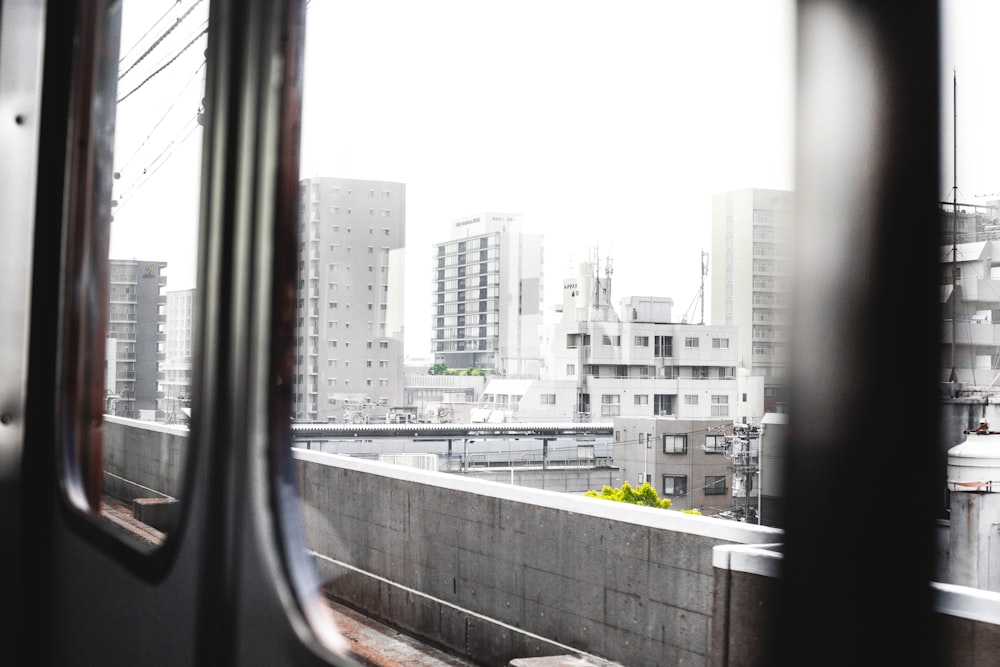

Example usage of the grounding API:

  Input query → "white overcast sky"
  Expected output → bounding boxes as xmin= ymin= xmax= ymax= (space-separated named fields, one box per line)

xmin=109 ymin=0 xmax=999 ymax=359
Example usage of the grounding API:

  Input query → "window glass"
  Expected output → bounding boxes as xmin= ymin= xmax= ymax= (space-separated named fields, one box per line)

xmin=287 ymin=0 xmax=794 ymax=661
xmin=61 ymin=0 xmax=208 ymax=551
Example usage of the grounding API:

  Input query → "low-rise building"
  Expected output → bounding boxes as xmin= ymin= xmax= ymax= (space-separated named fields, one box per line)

xmin=613 ymin=416 xmax=734 ymax=515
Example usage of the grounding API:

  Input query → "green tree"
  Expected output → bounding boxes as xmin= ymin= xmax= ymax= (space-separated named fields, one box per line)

xmin=428 ymin=362 xmax=448 ymax=375
xmin=584 ymin=481 xmax=671 ymax=509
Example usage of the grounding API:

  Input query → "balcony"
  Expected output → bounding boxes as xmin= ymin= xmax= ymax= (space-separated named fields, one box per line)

xmin=942 ymin=320 xmax=1000 ymax=347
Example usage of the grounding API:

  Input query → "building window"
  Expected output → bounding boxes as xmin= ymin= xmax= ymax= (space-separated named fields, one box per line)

xmin=566 ymin=364 xmax=576 ymax=376
xmin=705 ymin=435 xmax=727 ymax=454
xmin=634 ymin=394 xmax=648 ymax=405
xmin=712 ymin=338 xmax=730 ymax=349
xmin=600 ymin=394 xmax=620 ymax=416
xmin=705 ymin=476 xmax=727 ymax=495
xmin=663 ymin=475 xmax=687 ymax=496
xmin=663 ymin=434 xmax=687 ymax=454
xmin=653 ymin=394 xmax=673 ymax=416
xmin=685 ymin=336 xmax=699 ymax=348
xmin=602 ymin=335 xmax=621 ymax=346
xmin=634 ymin=335 xmax=649 ymax=347
xmin=654 ymin=335 xmax=673 ymax=357
xmin=540 ymin=394 xmax=556 ymax=405
xmin=711 ymin=395 xmax=729 ymax=417
xmin=684 ymin=394 xmax=698 ymax=405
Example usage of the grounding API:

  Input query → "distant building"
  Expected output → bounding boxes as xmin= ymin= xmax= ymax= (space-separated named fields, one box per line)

xmin=710 ymin=188 xmax=793 ymax=413
xmin=161 ymin=288 xmax=195 ymax=424
xmin=940 ymin=200 xmax=1000 ymax=246
xmin=106 ymin=259 xmax=167 ymax=420
xmin=431 ymin=213 xmax=543 ymax=377
xmin=402 ymin=372 xmax=486 ymax=423
xmin=293 ymin=177 xmax=406 ymax=422
xmin=470 ymin=260 xmax=754 ymax=424
xmin=612 ymin=416 xmax=734 ymax=515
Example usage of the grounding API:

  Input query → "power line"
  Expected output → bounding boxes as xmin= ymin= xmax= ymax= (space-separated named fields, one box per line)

xmin=119 ymin=0 xmax=205 ymax=80
xmin=118 ymin=1 xmax=181 ymax=66
xmin=117 ymin=26 xmax=208 ymax=104
xmin=113 ymin=114 xmax=202 ymax=217
xmin=117 ymin=59 xmax=206 ymax=176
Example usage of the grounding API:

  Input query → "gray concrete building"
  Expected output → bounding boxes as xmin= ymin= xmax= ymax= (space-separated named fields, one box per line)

xmin=431 ymin=213 xmax=543 ymax=377
xmin=106 ymin=259 xmax=167 ymax=420
xmin=711 ymin=188 xmax=793 ymax=412
xmin=293 ymin=177 xmax=406 ymax=422
xmin=612 ymin=416 xmax=734 ymax=515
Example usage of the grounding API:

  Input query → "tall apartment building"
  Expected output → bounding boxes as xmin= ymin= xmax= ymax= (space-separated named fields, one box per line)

xmin=161 ymin=288 xmax=195 ymax=424
xmin=470 ymin=260 xmax=750 ymax=424
xmin=431 ymin=213 xmax=543 ymax=377
xmin=293 ymin=177 xmax=406 ymax=422
xmin=106 ymin=259 xmax=167 ymax=419
xmin=711 ymin=188 xmax=793 ymax=412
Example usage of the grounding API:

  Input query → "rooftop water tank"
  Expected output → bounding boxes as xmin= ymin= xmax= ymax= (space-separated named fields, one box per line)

xmin=947 ymin=430 xmax=1000 ymax=493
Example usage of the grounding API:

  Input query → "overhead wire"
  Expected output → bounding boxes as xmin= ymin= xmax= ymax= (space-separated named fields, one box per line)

xmin=119 ymin=0 xmax=205 ymax=80
xmin=113 ymin=3 xmax=209 ymax=215
xmin=117 ymin=26 xmax=208 ymax=104
xmin=118 ymin=0 xmax=181 ymax=67
xmin=116 ymin=59 xmax=206 ymax=177
xmin=114 ymin=113 xmax=202 ymax=217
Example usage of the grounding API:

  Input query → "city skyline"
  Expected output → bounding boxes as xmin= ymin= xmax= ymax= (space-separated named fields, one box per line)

xmin=108 ymin=0 xmax=998 ymax=362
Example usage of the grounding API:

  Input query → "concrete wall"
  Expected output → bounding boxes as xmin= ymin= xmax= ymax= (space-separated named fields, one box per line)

xmin=103 ymin=419 xmax=1000 ymax=666
xmin=294 ymin=449 xmax=783 ymax=667
xmin=103 ymin=416 xmax=188 ymax=502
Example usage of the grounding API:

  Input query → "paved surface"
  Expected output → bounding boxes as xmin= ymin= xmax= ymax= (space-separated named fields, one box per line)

xmin=325 ymin=599 xmax=483 ymax=667
xmin=103 ymin=496 xmax=614 ymax=667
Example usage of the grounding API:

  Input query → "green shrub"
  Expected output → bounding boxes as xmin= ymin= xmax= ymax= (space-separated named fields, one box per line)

xmin=584 ymin=481 xmax=671 ymax=509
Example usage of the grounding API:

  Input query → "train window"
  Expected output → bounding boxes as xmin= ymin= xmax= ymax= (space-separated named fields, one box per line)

xmin=58 ymin=0 xmax=209 ymax=552
xmin=285 ymin=0 xmax=794 ymax=659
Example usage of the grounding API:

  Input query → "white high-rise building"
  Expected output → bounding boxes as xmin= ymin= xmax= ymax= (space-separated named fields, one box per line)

xmin=161 ymin=288 xmax=195 ymax=423
xmin=431 ymin=213 xmax=543 ymax=377
xmin=293 ymin=177 xmax=406 ymax=422
xmin=711 ymin=188 xmax=793 ymax=412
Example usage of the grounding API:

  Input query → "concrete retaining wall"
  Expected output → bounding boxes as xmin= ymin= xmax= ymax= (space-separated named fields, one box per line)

xmin=103 ymin=417 xmax=187 ymax=502
xmin=100 ymin=420 xmax=1000 ymax=665
xmin=294 ymin=449 xmax=783 ymax=667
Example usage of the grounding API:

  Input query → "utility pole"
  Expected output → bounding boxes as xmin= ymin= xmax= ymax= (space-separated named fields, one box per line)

xmin=728 ymin=423 xmax=760 ymax=522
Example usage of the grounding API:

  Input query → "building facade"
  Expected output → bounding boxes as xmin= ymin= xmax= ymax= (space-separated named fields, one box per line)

xmin=612 ymin=416 xmax=735 ymax=515
xmin=431 ymin=213 xmax=543 ymax=377
xmin=293 ymin=177 xmax=406 ymax=422
xmin=710 ymin=188 xmax=793 ymax=412
xmin=106 ymin=259 xmax=167 ymax=419
xmin=161 ymin=288 xmax=195 ymax=424
xmin=470 ymin=261 xmax=750 ymax=424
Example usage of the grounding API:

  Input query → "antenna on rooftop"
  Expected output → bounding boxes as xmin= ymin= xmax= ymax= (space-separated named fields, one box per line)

xmin=682 ymin=250 xmax=709 ymax=325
